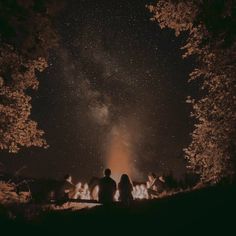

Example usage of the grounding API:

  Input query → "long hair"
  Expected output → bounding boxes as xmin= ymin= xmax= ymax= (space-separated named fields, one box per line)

xmin=119 ymin=174 xmax=132 ymax=188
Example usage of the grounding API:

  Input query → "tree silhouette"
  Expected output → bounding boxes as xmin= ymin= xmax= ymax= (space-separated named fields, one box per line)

xmin=0 ymin=0 xmax=60 ymax=152
xmin=148 ymin=0 xmax=236 ymax=183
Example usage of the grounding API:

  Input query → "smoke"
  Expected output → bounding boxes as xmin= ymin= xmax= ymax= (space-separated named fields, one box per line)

xmin=79 ymin=79 xmax=110 ymax=126
xmin=56 ymin=45 xmax=111 ymax=126
xmin=105 ymin=123 xmax=140 ymax=181
xmin=90 ymin=103 xmax=109 ymax=126
xmin=57 ymin=30 xmax=144 ymax=181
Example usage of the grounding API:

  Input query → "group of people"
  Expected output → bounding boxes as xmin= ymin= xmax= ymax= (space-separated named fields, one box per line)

xmin=98 ymin=168 xmax=133 ymax=205
xmin=56 ymin=169 xmax=166 ymax=206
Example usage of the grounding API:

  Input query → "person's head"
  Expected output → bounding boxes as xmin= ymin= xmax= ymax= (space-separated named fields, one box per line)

xmin=119 ymin=174 xmax=131 ymax=184
xmin=64 ymin=174 xmax=72 ymax=182
xmin=148 ymin=172 xmax=156 ymax=181
xmin=104 ymin=168 xmax=111 ymax=177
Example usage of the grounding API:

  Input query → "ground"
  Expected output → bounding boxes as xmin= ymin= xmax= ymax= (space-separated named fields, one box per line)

xmin=0 ymin=183 xmax=235 ymax=235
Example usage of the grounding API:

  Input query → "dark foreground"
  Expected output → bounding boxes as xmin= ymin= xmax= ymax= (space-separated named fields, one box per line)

xmin=1 ymin=184 xmax=235 ymax=235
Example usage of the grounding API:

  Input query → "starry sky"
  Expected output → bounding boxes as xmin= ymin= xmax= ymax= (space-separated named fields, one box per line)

xmin=1 ymin=0 xmax=196 ymax=182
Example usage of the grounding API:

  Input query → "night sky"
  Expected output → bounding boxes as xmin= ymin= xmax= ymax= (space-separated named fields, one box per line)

xmin=1 ymin=0 xmax=196 ymax=182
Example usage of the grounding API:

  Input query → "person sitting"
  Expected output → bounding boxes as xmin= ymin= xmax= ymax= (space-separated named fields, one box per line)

xmin=98 ymin=168 xmax=116 ymax=205
xmin=55 ymin=174 xmax=75 ymax=205
xmin=156 ymin=175 xmax=166 ymax=194
xmin=118 ymin=174 xmax=133 ymax=205
xmin=147 ymin=172 xmax=164 ymax=198
xmin=73 ymin=182 xmax=82 ymax=199
xmin=88 ymin=177 xmax=100 ymax=200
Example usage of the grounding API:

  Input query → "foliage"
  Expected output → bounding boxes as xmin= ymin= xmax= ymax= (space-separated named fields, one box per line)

xmin=0 ymin=0 xmax=59 ymax=152
xmin=148 ymin=0 xmax=236 ymax=183
xmin=0 ymin=181 xmax=30 ymax=205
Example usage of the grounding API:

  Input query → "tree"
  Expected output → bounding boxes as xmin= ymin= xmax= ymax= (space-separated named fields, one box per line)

xmin=148 ymin=0 xmax=236 ymax=183
xmin=0 ymin=0 xmax=59 ymax=153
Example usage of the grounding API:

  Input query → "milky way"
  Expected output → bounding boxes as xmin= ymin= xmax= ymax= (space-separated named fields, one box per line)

xmin=1 ymin=0 xmax=195 ymax=182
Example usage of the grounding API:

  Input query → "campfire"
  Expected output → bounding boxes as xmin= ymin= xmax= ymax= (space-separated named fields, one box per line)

xmin=70 ymin=182 xmax=149 ymax=201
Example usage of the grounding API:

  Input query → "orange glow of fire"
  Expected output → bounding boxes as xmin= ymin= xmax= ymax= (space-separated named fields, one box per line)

xmin=72 ymin=182 xmax=149 ymax=201
xmin=106 ymin=126 xmax=133 ymax=181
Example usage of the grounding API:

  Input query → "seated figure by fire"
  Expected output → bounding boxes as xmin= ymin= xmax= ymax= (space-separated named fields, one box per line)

xmin=55 ymin=170 xmax=166 ymax=205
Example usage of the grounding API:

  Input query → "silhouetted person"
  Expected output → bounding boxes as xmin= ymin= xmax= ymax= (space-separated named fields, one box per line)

xmin=98 ymin=169 xmax=116 ymax=204
xmin=118 ymin=174 xmax=133 ymax=205
xmin=147 ymin=173 xmax=165 ymax=198
xmin=88 ymin=177 xmax=100 ymax=200
xmin=55 ymin=174 xmax=75 ymax=205
xmin=156 ymin=175 xmax=166 ymax=193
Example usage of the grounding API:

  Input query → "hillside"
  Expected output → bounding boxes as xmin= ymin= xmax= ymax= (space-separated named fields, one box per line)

xmin=1 ymin=183 xmax=235 ymax=234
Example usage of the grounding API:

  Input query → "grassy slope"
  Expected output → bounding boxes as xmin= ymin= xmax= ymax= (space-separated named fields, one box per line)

xmin=1 ymin=184 xmax=235 ymax=234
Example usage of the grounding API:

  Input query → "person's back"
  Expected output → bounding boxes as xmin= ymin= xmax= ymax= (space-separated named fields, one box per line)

xmin=155 ymin=176 xmax=166 ymax=193
xmin=55 ymin=174 xmax=75 ymax=204
xmin=118 ymin=174 xmax=133 ymax=205
xmin=98 ymin=169 xmax=116 ymax=204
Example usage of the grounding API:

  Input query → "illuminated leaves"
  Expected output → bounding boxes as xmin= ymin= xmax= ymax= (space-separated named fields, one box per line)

xmin=149 ymin=0 xmax=236 ymax=183
xmin=0 ymin=46 xmax=49 ymax=153
xmin=0 ymin=0 xmax=58 ymax=153
xmin=148 ymin=1 xmax=198 ymax=36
